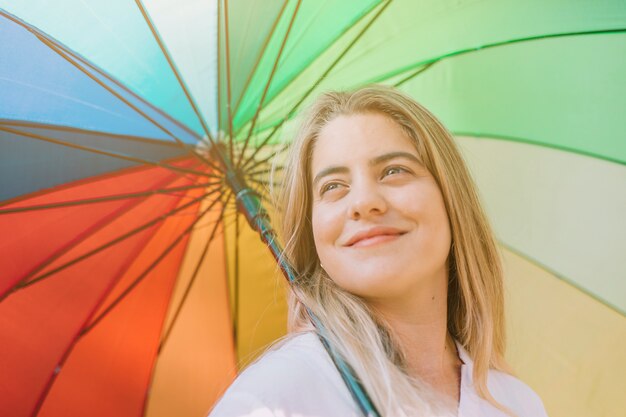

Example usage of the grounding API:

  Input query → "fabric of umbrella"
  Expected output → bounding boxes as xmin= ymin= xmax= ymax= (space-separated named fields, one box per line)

xmin=0 ymin=1 xmax=624 ymax=417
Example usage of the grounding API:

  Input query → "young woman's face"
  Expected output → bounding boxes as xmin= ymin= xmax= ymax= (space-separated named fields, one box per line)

xmin=310 ymin=112 xmax=452 ymax=303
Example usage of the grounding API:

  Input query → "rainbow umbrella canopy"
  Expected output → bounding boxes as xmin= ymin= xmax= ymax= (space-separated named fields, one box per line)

xmin=0 ymin=1 xmax=625 ymax=417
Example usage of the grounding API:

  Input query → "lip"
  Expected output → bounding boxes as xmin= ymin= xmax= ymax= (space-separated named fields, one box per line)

xmin=344 ymin=227 xmax=407 ymax=247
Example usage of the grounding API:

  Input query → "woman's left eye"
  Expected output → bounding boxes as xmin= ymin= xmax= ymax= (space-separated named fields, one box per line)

xmin=382 ymin=166 xmax=406 ymax=177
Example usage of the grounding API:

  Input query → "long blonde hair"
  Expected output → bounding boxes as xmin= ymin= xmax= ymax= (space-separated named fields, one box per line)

xmin=271 ymin=85 xmax=514 ymax=416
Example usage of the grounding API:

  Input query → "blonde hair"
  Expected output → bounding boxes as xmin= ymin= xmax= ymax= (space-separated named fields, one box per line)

xmin=271 ymin=85 xmax=515 ymax=416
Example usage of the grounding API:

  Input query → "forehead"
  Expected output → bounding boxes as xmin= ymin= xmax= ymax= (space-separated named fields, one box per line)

xmin=311 ymin=112 xmax=417 ymax=171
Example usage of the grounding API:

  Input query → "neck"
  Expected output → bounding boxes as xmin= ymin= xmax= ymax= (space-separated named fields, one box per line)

xmin=365 ymin=266 xmax=461 ymax=378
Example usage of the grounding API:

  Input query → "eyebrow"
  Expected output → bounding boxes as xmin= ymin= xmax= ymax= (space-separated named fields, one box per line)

xmin=312 ymin=151 xmax=422 ymax=188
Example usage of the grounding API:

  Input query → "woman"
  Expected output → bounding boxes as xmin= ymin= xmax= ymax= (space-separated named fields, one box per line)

xmin=209 ymin=86 xmax=548 ymax=417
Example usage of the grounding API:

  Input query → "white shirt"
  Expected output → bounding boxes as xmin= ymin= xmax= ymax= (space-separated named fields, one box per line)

xmin=208 ymin=331 xmax=548 ymax=417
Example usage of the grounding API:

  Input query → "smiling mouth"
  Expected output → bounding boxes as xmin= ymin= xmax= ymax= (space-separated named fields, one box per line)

xmin=349 ymin=232 xmax=405 ymax=248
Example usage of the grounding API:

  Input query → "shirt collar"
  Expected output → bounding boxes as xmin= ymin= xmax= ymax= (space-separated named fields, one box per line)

xmin=454 ymin=339 xmax=472 ymax=366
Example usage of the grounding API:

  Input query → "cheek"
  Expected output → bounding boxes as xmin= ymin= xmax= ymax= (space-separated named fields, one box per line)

xmin=312 ymin=204 xmax=342 ymax=242
xmin=311 ymin=209 xmax=330 ymax=259
xmin=311 ymin=204 xmax=345 ymax=268
xmin=400 ymin=186 xmax=452 ymax=251
xmin=419 ymin=193 xmax=452 ymax=256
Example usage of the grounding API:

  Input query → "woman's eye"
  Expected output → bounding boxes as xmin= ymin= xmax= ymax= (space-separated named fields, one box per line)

xmin=320 ymin=182 xmax=341 ymax=195
xmin=383 ymin=166 xmax=406 ymax=177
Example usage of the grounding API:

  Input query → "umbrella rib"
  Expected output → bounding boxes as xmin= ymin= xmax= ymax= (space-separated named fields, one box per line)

xmin=26 ymin=24 xmax=222 ymax=173
xmin=11 ymin=188 xmax=220 ymax=293
xmin=247 ymin=165 xmax=283 ymax=178
xmin=243 ymin=142 xmax=290 ymax=173
xmin=233 ymin=208 xmax=240 ymax=349
xmin=249 ymin=5 xmax=626 ymax=167
xmin=0 ymin=120 xmax=184 ymax=149
xmin=0 ymin=9 xmax=210 ymax=145
xmin=133 ymin=0 xmax=220 ymax=150
xmin=240 ymin=0 xmax=392 ymax=170
xmin=216 ymin=0 xmax=223 ymax=138
xmin=231 ymin=0 xmax=383 ymax=140
xmin=234 ymin=24 xmax=626 ymax=154
xmin=44 ymin=39 xmax=223 ymax=174
xmin=0 ymin=124 xmax=218 ymax=181
xmin=27 ymin=221 xmax=166 ymax=417
xmin=223 ymin=0 xmax=235 ymax=163
xmin=0 ymin=181 xmax=219 ymax=214
xmin=0 ymin=155 xmax=199 ymax=209
xmin=143 ymin=209 xmax=232 ymax=417
xmin=230 ymin=0 xmax=289 ymax=120
xmin=237 ymin=18 xmax=626 ymax=144
xmin=0 ymin=172 xmax=196 ymax=301
xmin=79 ymin=190 xmax=227 ymax=337
xmin=235 ymin=0 xmax=302 ymax=169
xmin=247 ymin=177 xmax=282 ymax=195
xmin=393 ymin=62 xmax=437 ymax=87
xmin=219 ymin=197 xmax=239 ymax=230
xmin=219 ymin=193 xmax=239 ymax=349
xmin=26 ymin=190 xmax=220 ymax=417
xmin=452 ymin=131 xmax=625 ymax=166
xmin=157 ymin=192 xmax=231 ymax=352
xmin=0 ymin=10 xmax=202 ymax=143
xmin=370 ymin=28 xmax=626 ymax=87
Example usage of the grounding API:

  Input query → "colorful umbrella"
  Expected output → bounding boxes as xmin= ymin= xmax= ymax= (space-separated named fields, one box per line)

xmin=0 ymin=1 xmax=624 ymax=417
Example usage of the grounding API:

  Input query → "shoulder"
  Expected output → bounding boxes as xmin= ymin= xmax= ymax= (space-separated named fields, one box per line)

xmin=455 ymin=341 xmax=548 ymax=416
xmin=486 ymin=369 xmax=549 ymax=417
xmin=229 ymin=331 xmax=333 ymax=390
xmin=208 ymin=332 xmax=361 ymax=417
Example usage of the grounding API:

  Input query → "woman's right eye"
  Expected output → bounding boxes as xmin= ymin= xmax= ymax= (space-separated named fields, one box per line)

xmin=320 ymin=182 xmax=342 ymax=195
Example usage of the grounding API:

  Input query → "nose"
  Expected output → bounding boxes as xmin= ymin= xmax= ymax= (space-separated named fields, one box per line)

xmin=347 ymin=179 xmax=387 ymax=220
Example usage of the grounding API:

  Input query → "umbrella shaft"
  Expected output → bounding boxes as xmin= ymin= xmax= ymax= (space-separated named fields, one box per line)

xmin=240 ymin=188 xmax=379 ymax=416
xmin=216 ymin=146 xmax=379 ymax=416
